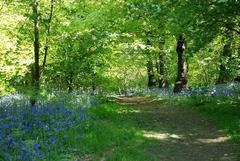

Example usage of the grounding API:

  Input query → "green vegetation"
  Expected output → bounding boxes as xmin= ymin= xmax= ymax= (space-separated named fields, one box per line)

xmin=0 ymin=0 xmax=239 ymax=95
xmin=82 ymin=103 xmax=159 ymax=161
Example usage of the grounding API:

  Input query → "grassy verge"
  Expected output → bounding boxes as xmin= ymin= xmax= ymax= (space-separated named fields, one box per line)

xmin=76 ymin=103 xmax=159 ymax=161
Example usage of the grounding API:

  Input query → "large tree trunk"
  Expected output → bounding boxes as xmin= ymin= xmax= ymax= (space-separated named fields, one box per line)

xmin=173 ymin=34 xmax=188 ymax=93
xmin=157 ymin=53 xmax=168 ymax=88
xmin=157 ymin=36 xmax=168 ymax=88
xmin=217 ymin=43 xmax=232 ymax=84
xmin=31 ymin=0 xmax=40 ymax=105
xmin=147 ymin=60 xmax=156 ymax=88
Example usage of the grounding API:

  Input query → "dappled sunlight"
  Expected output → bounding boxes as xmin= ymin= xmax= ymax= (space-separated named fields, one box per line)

xmin=116 ymin=96 xmax=158 ymax=105
xmin=142 ymin=131 xmax=184 ymax=140
xmin=142 ymin=130 xmax=230 ymax=144
xmin=116 ymin=108 xmax=141 ymax=114
xmin=196 ymin=136 xmax=230 ymax=144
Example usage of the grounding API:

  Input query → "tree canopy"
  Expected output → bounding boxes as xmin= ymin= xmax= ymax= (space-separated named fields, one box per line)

xmin=0 ymin=0 xmax=239 ymax=95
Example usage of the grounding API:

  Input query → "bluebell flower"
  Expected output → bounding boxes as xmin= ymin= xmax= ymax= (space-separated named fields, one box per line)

xmin=4 ymin=152 xmax=11 ymax=161
xmin=44 ymin=124 xmax=50 ymax=130
xmin=23 ymin=149 xmax=29 ymax=161
xmin=49 ymin=137 xmax=58 ymax=145
xmin=34 ymin=143 xmax=42 ymax=158
xmin=79 ymin=113 xmax=85 ymax=121
xmin=18 ymin=139 xmax=26 ymax=148
xmin=8 ymin=136 xmax=14 ymax=149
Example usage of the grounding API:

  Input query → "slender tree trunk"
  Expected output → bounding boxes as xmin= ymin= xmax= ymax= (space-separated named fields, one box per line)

xmin=217 ymin=43 xmax=232 ymax=84
xmin=67 ymin=72 xmax=73 ymax=93
xmin=91 ymin=85 xmax=96 ymax=95
xmin=234 ymin=41 xmax=240 ymax=81
xmin=41 ymin=0 xmax=54 ymax=75
xmin=31 ymin=0 xmax=40 ymax=105
xmin=146 ymin=38 xmax=156 ymax=88
xmin=147 ymin=60 xmax=156 ymax=88
xmin=173 ymin=34 xmax=188 ymax=93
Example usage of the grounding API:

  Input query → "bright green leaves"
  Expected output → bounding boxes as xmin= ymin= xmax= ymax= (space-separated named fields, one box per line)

xmin=1 ymin=0 xmax=240 ymax=94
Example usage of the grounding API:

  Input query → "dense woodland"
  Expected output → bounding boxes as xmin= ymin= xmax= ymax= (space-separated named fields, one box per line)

xmin=0 ymin=0 xmax=239 ymax=96
xmin=0 ymin=0 xmax=240 ymax=160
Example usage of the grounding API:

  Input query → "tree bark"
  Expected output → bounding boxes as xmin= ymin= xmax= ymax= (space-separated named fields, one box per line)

xmin=157 ymin=53 xmax=168 ymax=88
xmin=147 ymin=60 xmax=156 ymax=88
xmin=31 ymin=0 xmax=40 ymax=105
xmin=173 ymin=34 xmax=188 ymax=93
xmin=216 ymin=43 xmax=232 ymax=84
xmin=67 ymin=72 xmax=73 ymax=93
xmin=146 ymin=38 xmax=156 ymax=88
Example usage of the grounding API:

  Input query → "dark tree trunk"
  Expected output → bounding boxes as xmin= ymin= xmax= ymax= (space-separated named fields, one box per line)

xmin=217 ymin=43 xmax=232 ymax=84
xmin=147 ymin=60 xmax=156 ymax=88
xmin=67 ymin=72 xmax=73 ymax=93
xmin=31 ymin=0 xmax=40 ymax=105
xmin=146 ymin=38 xmax=156 ymax=88
xmin=91 ymin=85 xmax=96 ymax=95
xmin=173 ymin=34 xmax=188 ymax=93
xmin=157 ymin=53 xmax=168 ymax=88
xmin=235 ymin=76 xmax=240 ymax=82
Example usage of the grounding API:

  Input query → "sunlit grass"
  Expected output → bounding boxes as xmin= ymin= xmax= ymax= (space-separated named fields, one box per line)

xmin=142 ymin=131 xmax=183 ymax=140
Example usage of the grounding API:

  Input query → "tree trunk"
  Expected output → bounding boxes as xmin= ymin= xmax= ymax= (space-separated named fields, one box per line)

xmin=217 ymin=43 xmax=232 ymax=84
xmin=147 ymin=60 xmax=156 ymax=88
xmin=31 ymin=0 xmax=40 ymax=105
xmin=67 ymin=72 xmax=73 ymax=93
xmin=157 ymin=53 xmax=168 ymax=88
xmin=173 ymin=34 xmax=188 ymax=93
xmin=235 ymin=76 xmax=240 ymax=82
xmin=146 ymin=38 xmax=156 ymax=88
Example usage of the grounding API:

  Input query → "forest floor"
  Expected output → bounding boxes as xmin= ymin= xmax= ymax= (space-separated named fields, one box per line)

xmin=109 ymin=96 xmax=239 ymax=161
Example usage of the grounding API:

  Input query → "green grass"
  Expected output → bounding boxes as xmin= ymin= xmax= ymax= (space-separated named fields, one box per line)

xmin=69 ymin=103 xmax=159 ymax=161
xmin=32 ymin=94 xmax=239 ymax=160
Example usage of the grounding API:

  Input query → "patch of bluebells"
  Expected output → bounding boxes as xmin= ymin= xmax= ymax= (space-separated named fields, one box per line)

xmin=0 ymin=98 xmax=89 ymax=161
xmin=187 ymin=82 xmax=240 ymax=97
xmin=146 ymin=82 xmax=240 ymax=98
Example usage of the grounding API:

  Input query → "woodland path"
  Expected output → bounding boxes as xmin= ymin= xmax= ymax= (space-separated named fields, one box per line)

xmin=115 ymin=96 xmax=239 ymax=161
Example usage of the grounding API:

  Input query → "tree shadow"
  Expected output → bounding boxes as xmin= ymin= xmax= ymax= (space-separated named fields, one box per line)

xmin=110 ymin=96 xmax=239 ymax=161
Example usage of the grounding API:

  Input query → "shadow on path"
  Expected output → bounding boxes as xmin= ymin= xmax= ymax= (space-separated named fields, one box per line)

xmin=115 ymin=96 xmax=239 ymax=161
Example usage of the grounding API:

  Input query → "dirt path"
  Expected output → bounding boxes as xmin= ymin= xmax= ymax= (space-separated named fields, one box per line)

xmin=116 ymin=96 xmax=239 ymax=161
